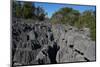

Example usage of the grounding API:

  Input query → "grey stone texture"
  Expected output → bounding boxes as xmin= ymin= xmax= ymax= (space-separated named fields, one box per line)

xmin=12 ymin=19 xmax=96 ymax=66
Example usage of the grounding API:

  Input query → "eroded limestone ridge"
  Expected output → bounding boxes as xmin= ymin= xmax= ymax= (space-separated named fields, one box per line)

xmin=12 ymin=18 xmax=96 ymax=66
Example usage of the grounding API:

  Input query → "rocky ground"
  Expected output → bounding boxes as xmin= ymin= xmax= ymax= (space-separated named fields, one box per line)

xmin=12 ymin=18 xmax=96 ymax=66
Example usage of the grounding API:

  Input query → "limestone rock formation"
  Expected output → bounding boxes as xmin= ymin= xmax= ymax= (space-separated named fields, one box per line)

xmin=12 ymin=18 xmax=96 ymax=66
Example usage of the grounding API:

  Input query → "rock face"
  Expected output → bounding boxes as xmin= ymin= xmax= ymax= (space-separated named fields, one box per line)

xmin=12 ymin=19 xmax=96 ymax=66
xmin=53 ymin=25 xmax=95 ymax=63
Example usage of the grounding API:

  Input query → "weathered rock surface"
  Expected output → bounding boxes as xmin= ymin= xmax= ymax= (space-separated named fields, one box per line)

xmin=12 ymin=18 xmax=96 ymax=66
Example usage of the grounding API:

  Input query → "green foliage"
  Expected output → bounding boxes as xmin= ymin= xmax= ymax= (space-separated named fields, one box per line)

xmin=22 ymin=2 xmax=33 ymax=19
xmin=76 ymin=10 xmax=96 ymax=40
xmin=51 ymin=7 xmax=80 ymax=25
xmin=51 ymin=7 xmax=96 ymax=41
xmin=12 ymin=1 xmax=22 ymax=18
xmin=35 ymin=6 xmax=46 ymax=21
xmin=13 ymin=1 xmax=46 ymax=21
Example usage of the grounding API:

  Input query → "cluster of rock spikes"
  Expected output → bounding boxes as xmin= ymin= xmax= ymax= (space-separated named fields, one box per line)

xmin=12 ymin=18 xmax=96 ymax=66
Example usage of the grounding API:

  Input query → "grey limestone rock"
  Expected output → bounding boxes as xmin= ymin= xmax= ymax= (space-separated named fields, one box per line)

xmin=12 ymin=19 xmax=96 ymax=66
